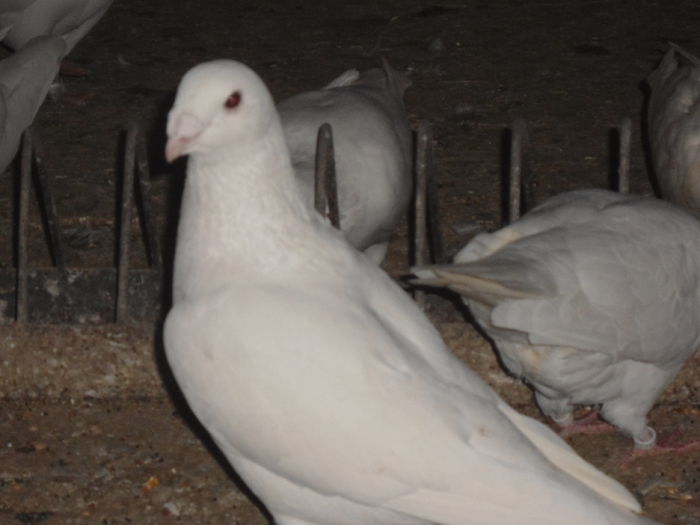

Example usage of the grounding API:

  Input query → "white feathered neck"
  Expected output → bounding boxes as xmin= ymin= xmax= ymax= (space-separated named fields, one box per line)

xmin=173 ymin=117 xmax=321 ymax=303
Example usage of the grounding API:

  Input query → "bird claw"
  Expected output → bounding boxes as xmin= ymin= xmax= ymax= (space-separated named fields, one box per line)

xmin=557 ymin=410 xmax=616 ymax=440
xmin=621 ymin=427 xmax=700 ymax=469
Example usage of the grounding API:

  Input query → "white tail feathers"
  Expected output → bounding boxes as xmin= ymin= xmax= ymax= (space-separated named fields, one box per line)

xmin=499 ymin=402 xmax=642 ymax=513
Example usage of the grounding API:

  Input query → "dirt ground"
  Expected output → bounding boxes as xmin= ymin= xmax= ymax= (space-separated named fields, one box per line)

xmin=1 ymin=0 xmax=700 ymax=523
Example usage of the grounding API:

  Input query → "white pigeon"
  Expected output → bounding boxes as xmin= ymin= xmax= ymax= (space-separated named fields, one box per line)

xmin=413 ymin=188 xmax=700 ymax=450
xmin=0 ymin=0 xmax=112 ymax=53
xmin=0 ymin=34 xmax=64 ymax=173
xmin=162 ymin=60 xmax=656 ymax=525
xmin=277 ymin=60 xmax=413 ymax=264
xmin=647 ymin=44 xmax=700 ymax=215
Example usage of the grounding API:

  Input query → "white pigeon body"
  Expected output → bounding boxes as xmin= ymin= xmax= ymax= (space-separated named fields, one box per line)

xmin=647 ymin=45 xmax=700 ymax=214
xmin=414 ymin=189 xmax=700 ymax=448
xmin=0 ymin=34 xmax=64 ymax=173
xmin=163 ymin=61 xmax=655 ymax=525
xmin=0 ymin=0 xmax=112 ymax=53
xmin=277 ymin=61 xmax=412 ymax=264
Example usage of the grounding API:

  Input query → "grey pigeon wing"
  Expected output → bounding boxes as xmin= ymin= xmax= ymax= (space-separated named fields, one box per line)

xmin=0 ymin=1 xmax=32 ymax=42
xmin=488 ymin=201 xmax=700 ymax=364
xmin=51 ymin=0 xmax=113 ymax=54
xmin=455 ymin=189 xmax=634 ymax=263
xmin=0 ymin=35 xmax=65 ymax=173
xmin=2 ymin=0 xmax=112 ymax=52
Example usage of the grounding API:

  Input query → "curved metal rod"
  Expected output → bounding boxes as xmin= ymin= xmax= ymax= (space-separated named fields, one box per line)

xmin=414 ymin=121 xmax=431 ymax=267
xmin=135 ymin=128 xmax=162 ymax=272
xmin=617 ymin=117 xmax=631 ymax=194
xmin=116 ymin=123 xmax=137 ymax=323
xmin=31 ymin=129 xmax=65 ymax=270
xmin=16 ymin=130 xmax=32 ymax=322
xmin=314 ymin=123 xmax=340 ymax=229
xmin=509 ymin=119 xmax=529 ymax=223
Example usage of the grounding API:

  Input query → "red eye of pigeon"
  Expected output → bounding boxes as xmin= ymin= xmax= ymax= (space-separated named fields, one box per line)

xmin=224 ymin=91 xmax=241 ymax=109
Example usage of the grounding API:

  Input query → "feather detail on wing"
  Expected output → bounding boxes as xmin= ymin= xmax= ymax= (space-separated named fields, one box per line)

xmin=412 ymin=255 xmax=557 ymax=308
xmin=497 ymin=402 xmax=641 ymax=512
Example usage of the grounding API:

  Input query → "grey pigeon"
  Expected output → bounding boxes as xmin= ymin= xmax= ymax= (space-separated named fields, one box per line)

xmin=277 ymin=60 xmax=412 ymax=263
xmin=0 ymin=35 xmax=64 ymax=173
xmin=163 ymin=61 xmax=655 ymax=525
xmin=647 ymin=44 xmax=700 ymax=214
xmin=0 ymin=0 xmax=113 ymax=53
xmin=413 ymin=189 xmax=700 ymax=450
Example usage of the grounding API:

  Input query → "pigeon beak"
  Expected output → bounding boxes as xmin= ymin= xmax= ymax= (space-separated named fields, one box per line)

xmin=165 ymin=112 xmax=205 ymax=163
xmin=165 ymin=135 xmax=192 ymax=163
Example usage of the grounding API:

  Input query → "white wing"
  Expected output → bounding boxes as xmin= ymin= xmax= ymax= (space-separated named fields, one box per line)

xmin=418 ymin=191 xmax=700 ymax=365
xmin=0 ymin=35 xmax=65 ymax=173
xmin=165 ymin=270 xmax=648 ymax=524
xmin=1 ymin=0 xmax=112 ymax=53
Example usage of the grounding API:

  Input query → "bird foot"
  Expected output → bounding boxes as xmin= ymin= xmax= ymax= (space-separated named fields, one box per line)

xmin=620 ymin=428 xmax=700 ymax=469
xmin=557 ymin=410 xmax=616 ymax=439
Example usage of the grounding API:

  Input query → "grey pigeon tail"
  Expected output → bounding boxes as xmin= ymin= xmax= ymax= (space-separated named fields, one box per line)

xmin=277 ymin=60 xmax=413 ymax=264
xmin=647 ymin=44 xmax=700 ymax=215
xmin=0 ymin=35 xmax=65 ymax=173
xmin=413 ymin=189 xmax=700 ymax=450
xmin=163 ymin=61 xmax=656 ymax=525
xmin=0 ymin=0 xmax=113 ymax=53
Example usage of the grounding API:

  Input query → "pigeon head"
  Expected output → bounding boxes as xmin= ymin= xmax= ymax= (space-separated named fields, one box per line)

xmin=165 ymin=60 xmax=277 ymax=162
